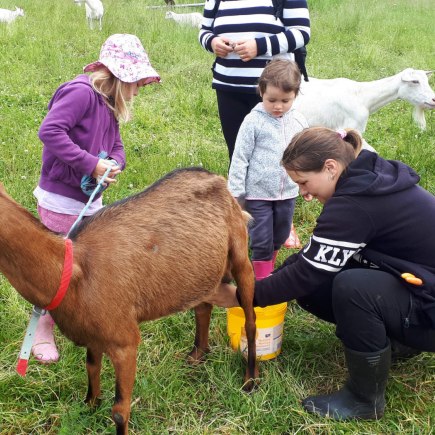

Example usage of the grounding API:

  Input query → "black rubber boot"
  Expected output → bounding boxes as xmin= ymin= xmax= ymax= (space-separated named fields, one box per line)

xmin=390 ymin=338 xmax=421 ymax=364
xmin=302 ymin=343 xmax=391 ymax=420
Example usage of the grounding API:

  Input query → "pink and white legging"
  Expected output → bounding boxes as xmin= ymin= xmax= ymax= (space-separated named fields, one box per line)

xmin=37 ymin=205 xmax=89 ymax=235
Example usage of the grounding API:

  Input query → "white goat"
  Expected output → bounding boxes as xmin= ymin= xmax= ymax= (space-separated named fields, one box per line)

xmin=165 ymin=11 xmax=203 ymax=29
xmin=75 ymin=0 xmax=103 ymax=30
xmin=0 ymin=6 xmax=24 ymax=24
xmin=294 ymin=68 xmax=435 ymax=132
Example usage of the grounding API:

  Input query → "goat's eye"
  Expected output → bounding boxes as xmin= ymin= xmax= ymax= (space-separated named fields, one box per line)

xmin=412 ymin=80 xmax=419 ymax=84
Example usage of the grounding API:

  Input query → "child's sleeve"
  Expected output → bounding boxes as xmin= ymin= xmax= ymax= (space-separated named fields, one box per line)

xmin=227 ymin=118 xmax=256 ymax=198
xmin=38 ymin=85 xmax=98 ymax=176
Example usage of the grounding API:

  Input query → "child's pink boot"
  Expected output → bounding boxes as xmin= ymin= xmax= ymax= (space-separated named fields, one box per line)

xmin=31 ymin=313 xmax=59 ymax=364
xmin=283 ymin=223 xmax=302 ymax=249
xmin=252 ymin=260 xmax=274 ymax=280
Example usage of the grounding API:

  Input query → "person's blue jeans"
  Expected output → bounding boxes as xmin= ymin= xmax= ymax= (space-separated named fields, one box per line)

xmin=245 ymin=198 xmax=296 ymax=261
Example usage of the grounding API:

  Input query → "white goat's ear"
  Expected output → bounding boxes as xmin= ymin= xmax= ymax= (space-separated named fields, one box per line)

xmin=426 ymin=70 xmax=434 ymax=76
xmin=401 ymin=68 xmax=417 ymax=82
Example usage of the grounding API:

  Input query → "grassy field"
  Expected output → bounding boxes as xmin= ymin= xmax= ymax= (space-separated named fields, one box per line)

xmin=0 ymin=0 xmax=434 ymax=433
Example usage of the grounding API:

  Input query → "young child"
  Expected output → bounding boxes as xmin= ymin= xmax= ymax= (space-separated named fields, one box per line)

xmin=228 ymin=58 xmax=308 ymax=280
xmin=31 ymin=33 xmax=160 ymax=364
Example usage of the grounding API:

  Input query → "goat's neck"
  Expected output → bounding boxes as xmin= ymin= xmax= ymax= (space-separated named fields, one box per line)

xmin=357 ymin=73 xmax=402 ymax=114
xmin=0 ymin=195 xmax=66 ymax=308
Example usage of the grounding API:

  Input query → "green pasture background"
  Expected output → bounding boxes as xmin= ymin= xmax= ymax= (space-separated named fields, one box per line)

xmin=0 ymin=0 xmax=434 ymax=433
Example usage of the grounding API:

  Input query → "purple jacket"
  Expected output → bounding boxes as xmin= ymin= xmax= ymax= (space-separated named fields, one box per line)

xmin=38 ymin=74 xmax=126 ymax=203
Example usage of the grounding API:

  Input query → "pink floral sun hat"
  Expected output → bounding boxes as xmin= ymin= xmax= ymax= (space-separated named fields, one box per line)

xmin=84 ymin=34 xmax=161 ymax=84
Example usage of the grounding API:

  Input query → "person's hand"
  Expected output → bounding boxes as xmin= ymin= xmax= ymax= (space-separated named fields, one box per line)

xmin=302 ymin=193 xmax=313 ymax=202
xmin=211 ymin=36 xmax=234 ymax=58
xmin=92 ymin=159 xmax=121 ymax=186
xmin=233 ymin=39 xmax=257 ymax=62
xmin=207 ymin=283 xmax=240 ymax=308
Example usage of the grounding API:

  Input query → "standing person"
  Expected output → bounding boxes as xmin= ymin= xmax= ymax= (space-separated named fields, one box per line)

xmin=209 ymin=127 xmax=435 ymax=420
xmin=31 ymin=34 xmax=160 ymax=364
xmin=228 ymin=58 xmax=307 ymax=280
xmin=198 ymin=0 xmax=310 ymax=162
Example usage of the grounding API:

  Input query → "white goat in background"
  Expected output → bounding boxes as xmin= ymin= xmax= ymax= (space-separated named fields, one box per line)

xmin=0 ymin=6 xmax=24 ymax=23
xmin=75 ymin=0 xmax=104 ymax=30
xmin=294 ymin=68 xmax=435 ymax=132
xmin=165 ymin=11 xmax=203 ymax=29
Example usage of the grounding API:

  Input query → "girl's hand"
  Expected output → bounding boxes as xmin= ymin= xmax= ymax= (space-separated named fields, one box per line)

xmin=211 ymin=36 xmax=235 ymax=58
xmin=207 ymin=283 xmax=240 ymax=308
xmin=92 ymin=159 xmax=121 ymax=186
xmin=233 ymin=39 xmax=257 ymax=62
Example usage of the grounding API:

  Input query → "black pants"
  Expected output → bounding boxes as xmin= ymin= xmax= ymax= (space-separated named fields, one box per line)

xmin=245 ymin=199 xmax=296 ymax=261
xmin=297 ymin=268 xmax=435 ymax=353
xmin=216 ymin=90 xmax=262 ymax=162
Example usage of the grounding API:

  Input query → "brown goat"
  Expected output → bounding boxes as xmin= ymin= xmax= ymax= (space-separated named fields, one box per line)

xmin=0 ymin=167 xmax=258 ymax=434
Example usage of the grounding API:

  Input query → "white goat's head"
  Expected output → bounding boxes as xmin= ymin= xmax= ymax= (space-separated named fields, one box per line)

xmin=15 ymin=6 xmax=24 ymax=17
xmin=399 ymin=69 xmax=435 ymax=109
xmin=165 ymin=11 xmax=175 ymax=20
xmin=399 ymin=69 xmax=435 ymax=130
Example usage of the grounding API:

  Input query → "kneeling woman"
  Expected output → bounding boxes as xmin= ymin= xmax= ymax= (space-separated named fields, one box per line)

xmin=211 ymin=127 xmax=435 ymax=420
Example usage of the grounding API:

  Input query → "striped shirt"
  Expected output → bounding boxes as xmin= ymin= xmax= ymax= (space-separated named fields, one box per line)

xmin=199 ymin=0 xmax=310 ymax=93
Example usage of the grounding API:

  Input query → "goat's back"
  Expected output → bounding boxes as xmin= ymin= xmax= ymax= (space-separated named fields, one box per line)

xmin=294 ymin=76 xmax=368 ymax=131
xmin=70 ymin=168 xmax=247 ymax=325
xmin=85 ymin=0 xmax=103 ymax=17
xmin=0 ymin=8 xmax=22 ymax=23
xmin=165 ymin=11 xmax=203 ymax=27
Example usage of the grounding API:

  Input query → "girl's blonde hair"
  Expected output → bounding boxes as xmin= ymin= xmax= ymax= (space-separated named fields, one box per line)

xmin=89 ymin=69 xmax=132 ymax=123
xmin=282 ymin=127 xmax=363 ymax=172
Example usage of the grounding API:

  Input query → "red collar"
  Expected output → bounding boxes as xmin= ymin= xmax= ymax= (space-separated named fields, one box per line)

xmin=45 ymin=239 xmax=73 ymax=311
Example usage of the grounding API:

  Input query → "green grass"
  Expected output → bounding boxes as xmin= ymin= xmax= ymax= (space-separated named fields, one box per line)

xmin=1 ymin=0 xmax=434 ymax=433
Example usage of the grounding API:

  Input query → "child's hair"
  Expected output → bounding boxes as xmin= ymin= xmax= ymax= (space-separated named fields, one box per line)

xmin=90 ymin=69 xmax=132 ymax=123
xmin=281 ymin=127 xmax=363 ymax=172
xmin=258 ymin=58 xmax=302 ymax=96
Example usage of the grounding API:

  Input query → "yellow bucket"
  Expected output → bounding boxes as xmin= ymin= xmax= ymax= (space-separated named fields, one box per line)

xmin=226 ymin=302 xmax=287 ymax=360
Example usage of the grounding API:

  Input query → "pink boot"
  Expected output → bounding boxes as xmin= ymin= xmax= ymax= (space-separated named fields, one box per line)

xmin=283 ymin=223 xmax=302 ymax=249
xmin=252 ymin=260 xmax=274 ymax=280
xmin=31 ymin=313 xmax=59 ymax=364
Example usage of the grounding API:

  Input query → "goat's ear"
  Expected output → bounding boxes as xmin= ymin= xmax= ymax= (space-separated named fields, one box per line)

xmin=400 ymin=69 xmax=417 ymax=82
xmin=426 ymin=70 xmax=434 ymax=76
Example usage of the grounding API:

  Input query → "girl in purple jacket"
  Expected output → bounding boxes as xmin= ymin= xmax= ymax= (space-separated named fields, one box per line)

xmin=32 ymin=34 xmax=160 ymax=364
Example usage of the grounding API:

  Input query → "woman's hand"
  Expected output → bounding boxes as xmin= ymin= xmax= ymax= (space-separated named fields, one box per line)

xmin=211 ymin=36 xmax=234 ymax=58
xmin=233 ymin=39 xmax=257 ymax=62
xmin=92 ymin=159 xmax=121 ymax=186
xmin=207 ymin=283 xmax=240 ymax=308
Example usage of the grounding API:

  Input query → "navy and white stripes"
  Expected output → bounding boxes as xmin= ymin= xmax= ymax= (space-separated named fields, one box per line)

xmin=199 ymin=0 xmax=310 ymax=93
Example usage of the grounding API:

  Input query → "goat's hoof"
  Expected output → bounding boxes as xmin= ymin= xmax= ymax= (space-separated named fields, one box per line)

xmin=84 ymin=396 xmax=102 ymax=408
xmin=187 ymin=347 xmax=210 ymax=365
xmin=113 ymin=412 xmax=125 ymax=425
xmin=242 ymin=377 xmax=260 ymax=393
